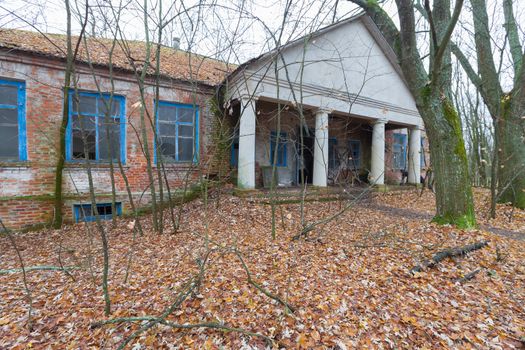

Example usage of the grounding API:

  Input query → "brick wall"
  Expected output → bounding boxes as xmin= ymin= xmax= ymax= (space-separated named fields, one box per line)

xmin=0 ymin=51 xmax=216 ymax=230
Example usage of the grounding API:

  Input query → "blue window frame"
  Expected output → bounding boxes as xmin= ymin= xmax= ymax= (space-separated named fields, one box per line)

xmin=270 ymin=131 xmax=287 ymax=167
xmin=66 ymin=91 xmax=126 ymax=163
xmin=0 ymin=79 xmax=27 ymax=161
xmin=329 ymin=138 xmax=339 ymax=170
xmin=231 ymin=136 xmax=239 ymax=167
xmin=393 ymin=133 xmax=407 ymax=170
xmin=155 ymin=101 xmax=199 ymax=163
xmin=348 ymin=139 xmax=361 ymax=169
xmin=74 ymin=202 xmax=122 ymax=222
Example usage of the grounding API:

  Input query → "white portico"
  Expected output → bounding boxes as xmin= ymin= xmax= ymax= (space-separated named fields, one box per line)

xmin=226 ymin=13 xmax=424 ymax=189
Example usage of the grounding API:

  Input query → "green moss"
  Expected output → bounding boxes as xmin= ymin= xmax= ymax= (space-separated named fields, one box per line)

xmin=442 ymin=98 xmax=468 ymax=163
xmin=500 ymin=94 xmax=512 ymax=120
xmin=208 ymin=93 xmax=233 ymax=180
xmin=420 ymin=84 xmax=433 ymax=100
xmin=0 ymin=194 xmax=55 ymax=202
xmin=432 ymin=211 xmax=477 ymax=229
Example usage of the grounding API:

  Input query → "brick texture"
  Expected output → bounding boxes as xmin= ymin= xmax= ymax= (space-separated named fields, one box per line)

xmin=0 ymin=51 xmax=217 ymax=230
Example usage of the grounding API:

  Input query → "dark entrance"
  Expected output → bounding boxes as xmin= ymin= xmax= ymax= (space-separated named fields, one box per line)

xmin=296 ymin=127 xmax=314 ymax=184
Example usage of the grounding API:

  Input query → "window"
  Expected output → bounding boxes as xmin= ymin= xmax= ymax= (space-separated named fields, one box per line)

xmin=66 ymin=91 xmax=126 ymax=163
xmin=348 ymin=140 xmax=361 ymax=169
xmin=231 ymin=136 xmax=239 ymax=167
xmin=393 ymin=133 xmax=407 ymax=170
xmin=0 ymin=79 xmax=26 ymax=161
xmin=420 ymin=137 xmax=426 ymax=167
xmin=270 ymin=131 xmax=287 ymax=167
xmin=74 ymin=202 xmax=122 ymax=222
xmin=155 ymin=101 xmax=198 ymax=162
xmin=329 ymin=138 xmax=339 ymax=170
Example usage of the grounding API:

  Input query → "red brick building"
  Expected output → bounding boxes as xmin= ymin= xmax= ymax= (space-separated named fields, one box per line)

xmin=1 ymin=19 xmax=429 ymax=231
xmin=0 ymin=29 xmax=233 ymax=229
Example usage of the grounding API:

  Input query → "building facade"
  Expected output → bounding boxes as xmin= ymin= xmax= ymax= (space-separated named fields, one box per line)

xmin=0 ymin=30 xmax=230 ymax=229
xmin=0 ymin=14 xmax=427 ymax=230
xmin=225 ymin=14 xmax=426 ymax=189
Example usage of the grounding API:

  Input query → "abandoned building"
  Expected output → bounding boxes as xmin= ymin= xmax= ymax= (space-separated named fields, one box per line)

xmin=0 ymin=13 xmax=427 ymax=230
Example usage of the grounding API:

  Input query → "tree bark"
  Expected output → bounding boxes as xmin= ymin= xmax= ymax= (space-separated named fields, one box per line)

xmin=454 ymin=0 xmax=525 ymax=209
xmin=350 ymin=0 xmax=476 ymax=227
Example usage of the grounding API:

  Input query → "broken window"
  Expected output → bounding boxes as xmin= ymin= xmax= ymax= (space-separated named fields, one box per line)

xmin=74 ymin=202 xmax=122 ymax=222
xmin=67 ymin=92 xmax=125 ymax=162
xmin=155 ymin=101 xmax=198 ymax=162
xmin=0 ymin=79 xmax=26 ymax=161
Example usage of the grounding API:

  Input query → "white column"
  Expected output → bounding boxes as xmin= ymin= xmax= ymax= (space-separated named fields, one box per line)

xmin=237 ymin=96 xmax=256 ymax=189
xmin=313 ymin=108 xmax=329 ymax=187
xmin=408 ymin=126 xmax=422 ymax=185
xmin=370 ymin=119 xmax=386 ymax=185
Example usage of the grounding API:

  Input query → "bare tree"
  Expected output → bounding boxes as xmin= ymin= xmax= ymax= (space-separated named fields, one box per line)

xmin=349 ymin=0 xmax=476 ymax=228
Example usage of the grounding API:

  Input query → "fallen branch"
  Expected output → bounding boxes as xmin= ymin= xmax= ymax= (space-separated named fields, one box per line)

xmin=292 ymin=184 xmax=373 ymax=240
xmin=454 ymin=269 xmax=481 ymax=283
xmin=111 ymin=248 xmax=216 ymax=350
xmin=0 ymin=265 xmax=80 ymax=275
xmin=410 ymin=241 xmax=489 ymax=274
xmin=234 ymin=249 xmax=296 ymax=313
xmin=91 ymin=317 xmax=273 ymax=346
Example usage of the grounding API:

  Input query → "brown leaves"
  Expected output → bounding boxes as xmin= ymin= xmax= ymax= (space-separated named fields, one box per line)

xmin=0 ymin=189 xmax=524 ymax=348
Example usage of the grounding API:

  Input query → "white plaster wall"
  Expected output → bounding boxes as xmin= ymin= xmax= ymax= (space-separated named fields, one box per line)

xmin=228 ymin=17 xmax=423 ymax=128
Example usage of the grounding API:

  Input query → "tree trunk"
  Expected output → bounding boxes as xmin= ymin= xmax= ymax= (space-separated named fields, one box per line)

xmin=458 ymin=0 xmax=525 ymax=209
xmin=350 ymin=0 xmax=476 ymax=228
xmin=420 ymin=91 xmax=476 ymax=227
xmin=497 ymin=94 xmax=525 ymax=208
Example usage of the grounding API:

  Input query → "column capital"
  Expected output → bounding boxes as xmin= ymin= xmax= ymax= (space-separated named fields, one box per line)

xmin=409 ymin=124 xmax=424 ymax=131
xmin=373 ymin=118 xmax=388 ymax=125
xmin=315 ymin=107 xmax=332 ymax=115
xmin=238 ymin=94 xmax=259 ymax=103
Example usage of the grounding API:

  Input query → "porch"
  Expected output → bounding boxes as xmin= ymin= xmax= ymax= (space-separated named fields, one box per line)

xmin=230 ymin=98 xmax=422 ymax=189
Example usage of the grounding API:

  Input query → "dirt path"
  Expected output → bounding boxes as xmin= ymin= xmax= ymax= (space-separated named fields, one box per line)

xmin=364 ymin=201 xmax=524 ymax=241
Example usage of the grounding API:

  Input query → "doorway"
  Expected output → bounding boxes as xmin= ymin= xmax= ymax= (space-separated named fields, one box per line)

xmin=296 ymin=127 xmax=314 ymax=185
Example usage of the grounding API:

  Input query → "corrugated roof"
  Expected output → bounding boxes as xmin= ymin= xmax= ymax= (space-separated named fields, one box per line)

xmin=0 ymin=28 xmax=235 ymax=86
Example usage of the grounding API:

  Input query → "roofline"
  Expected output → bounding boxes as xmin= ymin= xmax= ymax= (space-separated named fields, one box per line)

xmin=0 ymin=47 xmax=220 ymax=89
xmin=0 ymin=28 xmax=234 ymax=87
xmin=224 ymin=12 xmax=367 ymax=83
xmin=223 ymin=12 xmax=410 ymax=91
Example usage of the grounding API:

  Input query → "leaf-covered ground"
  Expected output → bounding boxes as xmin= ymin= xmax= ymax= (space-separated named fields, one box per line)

xmin=1 ymin=188 xmax=524 ymax=349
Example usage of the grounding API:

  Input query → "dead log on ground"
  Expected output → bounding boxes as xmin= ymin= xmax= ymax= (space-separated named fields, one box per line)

xmin=453 ymin=269 xmax=482 ymax=283
xmin=410 ymin=241 xmax=489 ymax=274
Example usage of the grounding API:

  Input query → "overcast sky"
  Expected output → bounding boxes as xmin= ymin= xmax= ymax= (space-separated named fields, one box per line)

xmin=0 ymin=0 xmax=383 ymax=62
xmin=0 ymin=0 xmax=522 ymax=78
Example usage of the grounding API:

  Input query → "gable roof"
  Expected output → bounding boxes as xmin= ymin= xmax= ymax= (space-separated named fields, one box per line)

xmin=0 ymin=28 xmax=235 ymax=86
xmin=226 ymin=13 xmax=407 ymax=86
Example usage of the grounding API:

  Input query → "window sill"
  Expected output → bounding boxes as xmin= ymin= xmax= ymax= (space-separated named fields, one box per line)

xmin=65 ymin=163 xmax=129 ymax=170
xmin=154 ymin=162 xmax=199 ymax=168
xmin=263 ymin=165 xmax=287 ymax=168
xmin=0 ymin=161 xmax=30 ymax=169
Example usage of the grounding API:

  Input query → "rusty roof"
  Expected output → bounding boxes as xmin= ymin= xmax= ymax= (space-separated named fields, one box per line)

xmin=0 ymin=28 xmax=235 ymax=86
